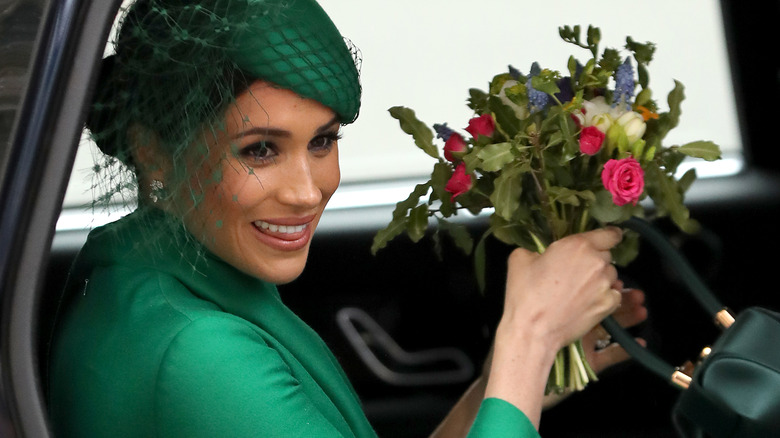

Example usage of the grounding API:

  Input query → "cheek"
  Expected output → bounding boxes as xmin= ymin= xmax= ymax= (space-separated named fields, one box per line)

xmin=315 ymin=154 xmax=340 ymax=201
xmin=208 ymin=164 xmax=264 ymax=212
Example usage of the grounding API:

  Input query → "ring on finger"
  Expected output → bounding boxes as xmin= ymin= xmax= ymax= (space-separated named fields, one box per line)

xmin=594 ymin=325 xmax=612 ymax=349
xmin=595 ymin=334 xmax=612 ymax=350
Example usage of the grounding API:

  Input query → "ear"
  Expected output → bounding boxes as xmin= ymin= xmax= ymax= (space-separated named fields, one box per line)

xmin=128 ymin=124 xmax=169 ymax=184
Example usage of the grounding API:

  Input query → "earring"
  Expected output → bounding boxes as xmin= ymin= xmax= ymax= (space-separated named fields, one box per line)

xmin=149 ymin=179 xmax=164 ymax=203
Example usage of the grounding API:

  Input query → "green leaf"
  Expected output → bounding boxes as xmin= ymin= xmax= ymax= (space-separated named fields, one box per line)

xmin=468 ymin=88 xmax=489 ymax=112
xmin=430 ymin=161 xmax=456 ymax=217
xmin=531 ymin=75 xmax=561 ymax=96
xmin=406 ymin=204 xmax=429 ymax=243
xmin=678 ymin=168 xmax=697 ymax=194
xmin=477 ymin=142 xmax=515 ymax=172
xmin=677 ymin=141 xmax=722 ymax=161
xmin=590 ymin=190 xmax=635 ymax=223
xmin=611 ymin=229 xmax=640 ymax=266
xmin=666 ymin=80 xmax=685 ymax=129
xmin=488 ymin=95 xmax=522 ymax=138
xmin=437 ymin=218 xmax=474 ymax=255
xmin=660 ymin=149 xmax=687 ymax=174
xmin=388 ymin=106 xmax=439 ymax=159
xmin=637 ymin=64 xmax=649 ymax=89
xmin=599 ymin=48 xmax=622 ymax=72
xmin=371 ymin=216 xmax=407 ymax=255
xmin=559 ymin=25 xmax=584 ymax=48
xmin=586 ymin=25 xmax=601 ymax=55
xmin=462 ymin=147 xmax=484 ymax=173
xmin=644 ymin=162 xmax=699 ymax=233
xmin=489 ymin=214 xmax=534 ymax=249
xmin=547 ymin=186 xmax=581 ymax=206
xmin=625 ymin=37 xmax=656 ymax=65
xmin=548 ymin=186 xmax=596 ymax=207
xmin=392 ymin=182 xmax=431 ymax=219
xmin=490 ymin=162 xmax=529 ymax=221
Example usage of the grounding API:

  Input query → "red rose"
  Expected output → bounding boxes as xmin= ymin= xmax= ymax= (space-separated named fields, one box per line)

xmin=443 ymin=133 xmax=467 ymax=162
xmin=601 ymin=157 xmax=645 ymax=206
xmin=579 ymin=126 xmax=605 ymax=155
xmin=465 ymin=114 xmax=495 ymax=139
xmin=445 ymin=163 xmax=473 ymax=201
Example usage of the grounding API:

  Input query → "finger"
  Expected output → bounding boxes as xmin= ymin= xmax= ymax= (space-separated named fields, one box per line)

xmin=606 ymin=287 xmax=622 ymax=314
xmin=592 ymin=343 xmax=630 ymax=373
xmin=592 ymin=337 xmax=647 ymax=374
xmin=580 ymin=226 xmax=623 ymax=251
xmin=506 ymin=246 xmax=539 ymax=268
xmin=582 ymin=324 xmax=609 ymax=349
xmin=588 ymin=324 xmax=613 ymax=351
xmin=592 ymin=287 xmax=622 ymax=325
xmin=611 ymin=289 xmax=648 ymax=328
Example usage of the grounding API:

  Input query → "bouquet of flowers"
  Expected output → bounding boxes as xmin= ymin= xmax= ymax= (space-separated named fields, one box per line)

xmin=371 ymin=25 xmax=721 ymax=393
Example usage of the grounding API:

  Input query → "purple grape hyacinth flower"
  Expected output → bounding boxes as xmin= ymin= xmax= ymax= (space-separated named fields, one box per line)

xmin=508 ymin=65 xmax=522 ymax=80
xmin=614 ymin=57 xmax=635 ymax=106
xmin=526 ymin=62 xmax=550 ymax=112
xmin=433 ymin=123 xmax=455 ymax=141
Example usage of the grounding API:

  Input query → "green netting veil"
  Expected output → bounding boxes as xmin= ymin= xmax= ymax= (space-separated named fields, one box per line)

xmin=83 ymin=0 xmax=361 ymax=268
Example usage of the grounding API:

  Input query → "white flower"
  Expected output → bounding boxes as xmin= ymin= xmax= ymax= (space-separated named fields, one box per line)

xmin=615 ymin=111 xmax=647 ymax=144
xmin=498 ymin=80 xmax=530 ymax=121
xmin=581 ymin=96 xmax=627 ymax=133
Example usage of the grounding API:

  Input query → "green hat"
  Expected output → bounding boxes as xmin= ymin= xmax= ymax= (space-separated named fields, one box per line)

xmin=84 ymin=0 xmax=362 ymax=223
xmin=88 ymin=0 xmax=361 ymax=166
xmin=229 ymin=0 xmax=362 ymax=123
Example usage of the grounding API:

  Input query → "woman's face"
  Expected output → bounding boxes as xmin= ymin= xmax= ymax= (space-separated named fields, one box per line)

xmin=181 ymin=81 xmax=341 ymax=284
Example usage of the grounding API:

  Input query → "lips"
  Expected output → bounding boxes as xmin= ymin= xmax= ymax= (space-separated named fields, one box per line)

xmin=251 ymin=217 xmax=314 ymax=251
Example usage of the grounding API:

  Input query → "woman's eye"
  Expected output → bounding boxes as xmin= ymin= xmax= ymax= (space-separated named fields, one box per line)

xmin=310 ymin=132 xmax=341 ymax=153
xmin=239 ymin=141 xmax=276 ymax=164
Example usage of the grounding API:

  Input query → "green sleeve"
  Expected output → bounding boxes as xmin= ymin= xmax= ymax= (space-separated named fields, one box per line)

xmin=467 ymin=398 xmax=541 ymax=438
xmin=154 ymin=316 xmax=349 ymax=437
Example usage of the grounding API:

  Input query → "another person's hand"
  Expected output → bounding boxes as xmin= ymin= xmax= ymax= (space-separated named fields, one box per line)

xmin=583 ymin=286 xmax=648 ymax=374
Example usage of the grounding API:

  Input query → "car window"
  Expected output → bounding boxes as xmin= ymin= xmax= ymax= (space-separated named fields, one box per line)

xmin=60 ymin=0 xmax=742 ymax=214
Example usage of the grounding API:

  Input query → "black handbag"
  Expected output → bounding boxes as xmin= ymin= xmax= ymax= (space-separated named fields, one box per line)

xmin=602 ymin=217 xmax=780 ymax=438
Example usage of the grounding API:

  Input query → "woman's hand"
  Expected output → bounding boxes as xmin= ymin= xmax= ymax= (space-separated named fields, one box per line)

xmin=542 ymin=286 xmax=648 ymax=409
xmin=484 ymin=227 xmax=624 ymax=427
xmin=500 ymin=227 xmax=624 ymax=350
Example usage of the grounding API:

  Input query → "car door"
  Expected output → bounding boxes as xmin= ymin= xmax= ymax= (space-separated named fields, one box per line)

xmin=0 ymin=1 xmax=123 ymax=436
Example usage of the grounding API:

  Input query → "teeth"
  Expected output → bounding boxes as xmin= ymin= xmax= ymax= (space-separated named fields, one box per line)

xmin=254 ymin=220 xmax=307 ymax=234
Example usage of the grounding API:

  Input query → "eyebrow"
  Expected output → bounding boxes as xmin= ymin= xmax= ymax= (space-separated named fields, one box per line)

xmin=234 ymin=116 xmax=340 ymax=139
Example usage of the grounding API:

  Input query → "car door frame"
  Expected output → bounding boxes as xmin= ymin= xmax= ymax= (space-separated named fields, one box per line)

xmin=0 ymin=0 xmax=122 ymax=436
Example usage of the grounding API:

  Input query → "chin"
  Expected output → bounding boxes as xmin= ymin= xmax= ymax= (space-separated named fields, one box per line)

xmin=260 ymin=270 xmax=305 ymax=286
xmin=247 ymin=257 xmax=309 ymax=285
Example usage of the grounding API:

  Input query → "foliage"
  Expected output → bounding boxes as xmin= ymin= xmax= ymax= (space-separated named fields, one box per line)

xmin=372 ymin=25 xmax=721 ymax=393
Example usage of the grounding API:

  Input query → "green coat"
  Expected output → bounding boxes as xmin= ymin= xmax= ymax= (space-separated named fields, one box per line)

xmin=48 ymin=208 xmax=537 ymax=437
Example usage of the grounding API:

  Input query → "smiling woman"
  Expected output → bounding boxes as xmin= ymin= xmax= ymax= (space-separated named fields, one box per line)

xmin=176 ymin=82 xmax=342 ymax=285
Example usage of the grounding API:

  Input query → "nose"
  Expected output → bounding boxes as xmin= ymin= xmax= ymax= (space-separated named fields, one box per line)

xmin=276 ymin=155 xmax=322 ymax=209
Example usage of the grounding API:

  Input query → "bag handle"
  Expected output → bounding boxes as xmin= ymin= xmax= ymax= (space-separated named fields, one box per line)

xmin=601 ymin=217 xmax=735 ymax=389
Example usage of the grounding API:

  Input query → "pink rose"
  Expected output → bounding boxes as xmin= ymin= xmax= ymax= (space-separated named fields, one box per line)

xmin=601 ymin=157 xmax=645 ymax=206
xmin=465 ymin=114 xmax=495 ymax=139
xmin=443 ymin=133 xmax=467 ymax=162
xmin=445 ymin=163 xmax=473 ymax=201
xmin=579 ymin=126 xmax=605 ymax=155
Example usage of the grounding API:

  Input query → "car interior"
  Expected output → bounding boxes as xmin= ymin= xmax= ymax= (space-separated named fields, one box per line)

xmin=1 ymin=0 xmax=779 ymax=437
